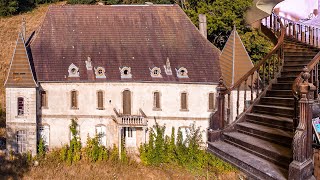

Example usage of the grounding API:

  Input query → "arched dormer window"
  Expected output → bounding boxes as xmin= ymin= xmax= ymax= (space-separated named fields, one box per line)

xmin=68 ymin=63 xmax=79 ymax=77
xmin=119 ymin=66 xmax=132 ymax=78
xmin=176 ymin=67 xmax=188 ymax=78
xmin=95 ymin=67 xmax=106 ymax=78
xmin=150 ymin=67 xmax=162 ymax=78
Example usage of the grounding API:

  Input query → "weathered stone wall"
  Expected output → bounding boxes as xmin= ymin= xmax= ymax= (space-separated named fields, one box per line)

xmin=39 ymin=82 xmax=216 ymax=149
xmin=6 ymin=88 xmax=37 ymax=155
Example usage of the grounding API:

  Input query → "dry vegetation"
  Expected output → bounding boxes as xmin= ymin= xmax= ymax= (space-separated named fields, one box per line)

xmin=0 ymin=2 xmax=66 ymax=109
xmin=0 ymin=153 xmax=241 ymax=180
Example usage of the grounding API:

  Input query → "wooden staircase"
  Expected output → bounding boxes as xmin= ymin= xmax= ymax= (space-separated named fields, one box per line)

xmin=208 ymin=39 xmax=319 ymax=179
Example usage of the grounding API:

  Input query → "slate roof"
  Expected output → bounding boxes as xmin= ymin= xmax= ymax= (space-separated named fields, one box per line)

xmin=29 ymin=5 xmax=221 ymax=84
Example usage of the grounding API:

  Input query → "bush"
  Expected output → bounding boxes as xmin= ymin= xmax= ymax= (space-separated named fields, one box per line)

xmin=85 ymin=135 xmax=108 ymax=162
xmin=0 ymin=0 xmax=18 ymax=16
xmin=139 ymin=122 xmax=236 ymax=174
xmin=37 ymin=137 xmax=46 ymax=158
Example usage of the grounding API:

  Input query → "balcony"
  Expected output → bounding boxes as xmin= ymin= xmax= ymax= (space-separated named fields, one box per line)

xmin=112 ymin=108 xmax=147 ymax=126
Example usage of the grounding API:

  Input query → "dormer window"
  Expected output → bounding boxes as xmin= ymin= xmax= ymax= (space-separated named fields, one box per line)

xmin=150 ymin=67 xmax=162 ymax=78
xmin=68 ymin=63 xmax=79 ymax=77
xmin=119 ymin=66 xmax=132 ymax=78
xmin=176 ymin=67 xmax=188 ymax=78
xmin=95 ymin=67 xmax=106 ymax=78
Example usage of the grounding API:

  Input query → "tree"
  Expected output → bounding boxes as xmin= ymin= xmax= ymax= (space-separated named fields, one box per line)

xmin=0 ymin=0 xmax=19 ymax=16
xmin=184 ymin=0 xmax=273 ymax=63
xmin=67 ymin=0 xmax=98 ymax=4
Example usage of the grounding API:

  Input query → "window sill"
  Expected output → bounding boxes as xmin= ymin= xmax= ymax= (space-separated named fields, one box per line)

xmin=97 ymin=108 xmax=105 ymax=110
xmin=180 ymin=109 xmax=189 ymax=112
xmin=15 ymin=115 xmax=26 ymax=118
xmin=41 ymin=107 xmax=49 ymax=110
xmin=71 ymin=107 xmax=79 ymax=110
xmin=152 ymin=107 xmax=162 ymax=111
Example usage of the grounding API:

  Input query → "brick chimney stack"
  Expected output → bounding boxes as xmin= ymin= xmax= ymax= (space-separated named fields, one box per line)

xmin=199 ymin=14 xmax=207 ymax=39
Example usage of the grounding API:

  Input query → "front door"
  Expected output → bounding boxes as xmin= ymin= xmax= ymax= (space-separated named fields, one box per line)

xmin=123 ymin=90 xmax=131 ymax=115
xmin=124 ymin=127 xmax=136 ymax=147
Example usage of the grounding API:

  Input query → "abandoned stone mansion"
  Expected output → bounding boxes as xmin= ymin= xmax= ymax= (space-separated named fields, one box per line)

xmin=4 ymin=4 xmax=222 ymax=155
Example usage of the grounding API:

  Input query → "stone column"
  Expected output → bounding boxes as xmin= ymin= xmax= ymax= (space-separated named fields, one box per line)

xmin=213 ymin=77 xmax=227 ymax=130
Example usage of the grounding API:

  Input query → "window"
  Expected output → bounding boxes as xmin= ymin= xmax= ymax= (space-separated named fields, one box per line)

xmin=39 ymin=125 xmax=50 ymax=148
xmin=176 ymin=67 xmax=188 ymax=78
xmin=17 ymin=97 xmax=24 ymax=115
xmin=150 ymin=67 xmax=162 ymax=78
xmin=41 ymin=91 xmax=48 ymax=108
xmin=16 ymin=130 xmax=27 ymax=153
xmin=127 ymin=127 xmax=133 ymax=138
xmin=180 ymin=92 xmax=188 ymax=111
xmin=97 ymin=91 xmax=104 ymax=110
xmin=208 ymin=93 xmax=215 ymax=111
xmin=123 ymin=90 xmax=131 ymax=115
xmin=153 ymin=92 xmax=161 ymax=110
xmin=71 ymin=90 xmax=78 ymax=109
xmin=95 ymin=67 xmax=106 ymax=78
xmin=119 ymin=67 xmax=132 ymax=78
xmin=96 ymin=125 xmax=107 ymax=146
xmin=68 ymin=63 xmax=80 ymax=77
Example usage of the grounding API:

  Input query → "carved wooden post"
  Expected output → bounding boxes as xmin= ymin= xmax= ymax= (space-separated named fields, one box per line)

xmin=213 ymin=77 xmax=227 ymax=130
xmin=289 ymin=68 xmax=316 ymax=180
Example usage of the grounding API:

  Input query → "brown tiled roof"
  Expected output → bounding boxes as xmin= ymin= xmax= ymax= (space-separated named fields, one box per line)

xmin=29 ymin=5 xmax=221 ymax=84
xmin=219 ymin=28 xmax=257 ymax=87
xmin=5 ymin=33 xmax=37 ymax=88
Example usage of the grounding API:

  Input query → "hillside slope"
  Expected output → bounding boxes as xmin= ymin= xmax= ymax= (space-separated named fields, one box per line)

xmin=0 ymin=3 xmax=65 ymax=108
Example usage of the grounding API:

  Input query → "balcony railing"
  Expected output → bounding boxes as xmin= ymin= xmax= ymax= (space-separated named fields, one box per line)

xmin=112 ymin=108 xmax=147 ymax=126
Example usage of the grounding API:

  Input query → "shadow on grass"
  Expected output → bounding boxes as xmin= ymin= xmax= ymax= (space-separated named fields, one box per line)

xmin=0 ymin=154 xmax=31 ymax=179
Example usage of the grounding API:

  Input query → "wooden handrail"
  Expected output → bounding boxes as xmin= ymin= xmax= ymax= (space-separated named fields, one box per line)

xmin=228 ymin=17 xmax=286 ymax=93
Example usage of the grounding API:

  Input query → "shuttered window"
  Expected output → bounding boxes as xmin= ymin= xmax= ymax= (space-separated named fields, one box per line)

xmin=41 ymin=91 xmax=47 ymax=108
xmin=181 ymin=92 xmax=188 ymax=110
xmin=153 ymin=92 xmax=160 ymax=109
xmin=71 ymin=90 xmax=78 ymax=109
xmin=209 ymin=93 xmax=215 ymax=110
xmin=17 ymin=97 xmax=24 ymax=115
xmin=97 ymin=91 xmax=104 ymax=110
xmin=123 ymin=90 xmax=131 ymax=115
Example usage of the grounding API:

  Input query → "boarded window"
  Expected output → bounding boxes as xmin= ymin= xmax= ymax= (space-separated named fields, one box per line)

xmin=153 ymin=92 xmax=160 ymax=109
xmin=16 ymin=130 xmax=27 ymax=153
xmin=17 ymin=97 xmax=24 ymax=115
xmin=181 ymin=92 xmax=187 ymax=110
xmin=209 ymin=93 xmax=215 ymax=110
xmin=41 ymin=91 xmax=47 ymax=108
xmin=71 ymin=91 xmax=78 ymax=108
xmin=97 ymin=91 xmax=104 ymax=110
xmin=123 ymin=90 xmax=131 ymax=115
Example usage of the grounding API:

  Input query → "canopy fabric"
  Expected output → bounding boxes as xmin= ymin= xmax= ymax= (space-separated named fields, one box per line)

xmin=246 ymin=0 xmax=284 ymax=24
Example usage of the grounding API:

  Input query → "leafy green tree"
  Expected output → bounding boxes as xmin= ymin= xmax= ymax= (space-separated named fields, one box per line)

xmin=67 ymin=0 xmax=98 ymax=4
xmin=0 ymin=0 xmax=19 ymax=16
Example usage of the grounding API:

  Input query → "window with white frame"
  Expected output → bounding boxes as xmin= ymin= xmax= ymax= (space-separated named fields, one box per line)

xmin=39 ymin=125 xmax=50 ymax=148
xmin=16 ymin=130 xmax=27 ymax=153
xmin=95 ymin=125 xmax=107 ymax=147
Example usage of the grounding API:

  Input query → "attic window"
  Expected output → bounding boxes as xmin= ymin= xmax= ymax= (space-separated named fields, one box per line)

xmin=150 ymin=67 xmax=162 ymax=78
xmin=176 ymin=67 xmax=188 ymax=78
xmin=119 ymin=67 xmax=132 ymax=78
xmin=68 ymin=64 xmax=79 ymax=77
xmin=95 ymin=67 xmax=106 ymax=78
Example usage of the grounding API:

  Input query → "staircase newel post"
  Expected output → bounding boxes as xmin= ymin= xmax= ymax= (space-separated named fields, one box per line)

xmin=289 ymin=67 xmax=316 ymax=180
xmin=215 ymin=77 xmax=227 ymax=130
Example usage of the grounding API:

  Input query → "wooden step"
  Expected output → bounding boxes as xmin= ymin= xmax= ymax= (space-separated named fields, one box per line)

xmin=272 ymin=83 xmax=292 ymax=90
xmin=284 ymin=52 xmax=317 ymax=57
xmin=246 ymin=112 xmax=293 ymax=131
xmin=252 ymin=104 xmax=294 ymax=118
xmin=223 ymin=132 xmax=292 ymax=168
xmin=260 ymin=96 xmax=294 ymax=107
xmin=236 ymin=122 xmax=293 ymax=147
xmin=277 ymin=76 xmax=296 ymax=82
xmin=266 ymin=90 xmax=293 ymax=98
xmin=208 ymin=141 xmax=288 ymax=180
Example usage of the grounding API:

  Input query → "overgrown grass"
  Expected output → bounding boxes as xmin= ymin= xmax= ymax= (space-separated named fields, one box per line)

xmin=139 ymin=123 xmax=237 ymax=177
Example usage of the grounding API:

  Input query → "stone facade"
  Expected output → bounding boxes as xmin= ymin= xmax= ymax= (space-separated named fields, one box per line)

xmin=38 ymin=82 xmax=216 ymax=150
xmin=6 ymin=88 xmax=37 ymax=156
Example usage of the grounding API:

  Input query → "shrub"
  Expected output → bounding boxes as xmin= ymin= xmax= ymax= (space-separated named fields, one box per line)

xmin=37 ymin=137 xmax=46 ymax=158
xmin=85 ymin=135 xmax=108 ymax=162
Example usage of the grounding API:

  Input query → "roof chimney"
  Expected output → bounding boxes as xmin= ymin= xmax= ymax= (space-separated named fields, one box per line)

xmin=199 ymin=14 xmax=207 ymax=39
